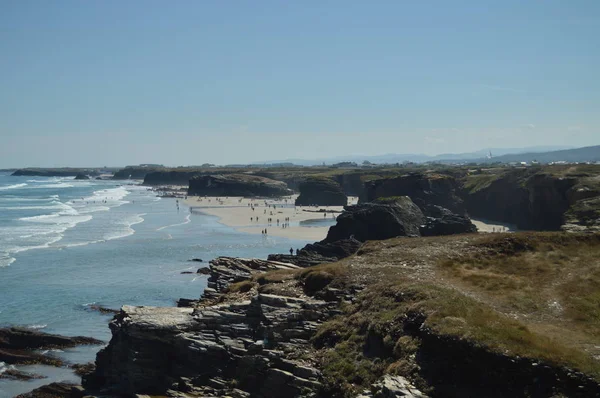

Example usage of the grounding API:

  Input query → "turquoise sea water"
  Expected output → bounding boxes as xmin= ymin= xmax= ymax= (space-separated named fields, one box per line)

xmin=0 ymin=172 xmax=311 ymax=397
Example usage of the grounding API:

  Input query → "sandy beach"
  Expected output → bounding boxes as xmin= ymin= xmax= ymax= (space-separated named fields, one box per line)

xmin=184 ymin=195 xmax=358 ymax=241
xmin=471 ymin=218 xmax=517 ymax=233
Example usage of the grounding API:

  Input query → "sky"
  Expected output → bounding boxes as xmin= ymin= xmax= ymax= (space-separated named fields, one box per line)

xmin=1 ymin=1 xmax=599 ymax=167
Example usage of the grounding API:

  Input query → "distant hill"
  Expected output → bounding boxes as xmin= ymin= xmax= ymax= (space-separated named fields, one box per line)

xmin=466 ymin=145 xmax=600 ymax=164
xmin=255 ymin=146 xmax=574 ymax=166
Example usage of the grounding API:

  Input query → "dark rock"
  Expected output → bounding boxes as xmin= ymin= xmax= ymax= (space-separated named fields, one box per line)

xmin=0 ymin=368 xmax=45 ymax=381
xmin=85 ymin=304 xmax=119 ymax=315
xmin=74 ymin=173 xmax=89 ymax=180
xmin=189 ymin=174 xmax=292 ymax=197
xmin=177 ymin=298 xmax=200 ymax=308
xmin=11 ymin=169 xmax=96 ymax=177
xmin=189 ymin=258 xmax=204 ymax=262
xmin=324 ymin=197 xmax=424 ymax=243
xmin=112 ymin=166 xmax=161 ymax=180
xmin=197 ymin=266 xmax=211 ymax=274
xmin=362 ymin=173 xmax=467 ymax=216
xmin=0 ymin=328 xmax=103 ymax=367
xmin=71 ymin=362 xmax=95 ymax=377
xmin=144 ymin=170 xmax=203 ymax=186
xmin=0 ymin=327 xmax=103 ymax=350
xmin=419 ymin=206 xmax=477 ymax=236
xmin=181 ymin=271 xmax=194 ymax=274
xmin=15 ymin=382 xmax=81 ymax=398
xmin=268 ymin=238 xmax=362 ymax=267
xmin=295 ymin=177 xmax=347 ymax=206
xmin=87 ymin=294 xmax=330 ymax=397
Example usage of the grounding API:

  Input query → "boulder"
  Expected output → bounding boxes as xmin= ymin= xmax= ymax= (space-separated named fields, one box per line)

xmin=419 ymin=205 xmax=477 ymax=236
xmin=15 ymin=382 xmax=82 ymax=398
xmin=295 ymin=177 xmax=347 ymax=206
xmin=74 ymin=173 xmax=89 ymax=180
xmin=188 ymin=174 xmax=292 ymax=197
xmin=323 ymin=197 xmax=424 ymax=243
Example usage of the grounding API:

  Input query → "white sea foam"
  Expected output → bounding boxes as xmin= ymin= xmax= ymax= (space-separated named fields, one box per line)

xmin=0 ymin=201 xmax=63 ymax=210
xmin=26 ymin=324 xmax=47 ymax=329
xmin=104 ymin=213 xmax=146 ymax=241
xmin=30 ymin=183 xmax=75 ymax=189
xmin=156 ymin=214 xmax=191 ymax=231
xmin=0 ymin=255 xmax=16 ymax=267
xmin=0 ymin=183 xmax=27 ymax=190
xmin=0 ymin=196 xmax=57 ymax=202
xmin=0 ymin=361 xmax=6 ymax=376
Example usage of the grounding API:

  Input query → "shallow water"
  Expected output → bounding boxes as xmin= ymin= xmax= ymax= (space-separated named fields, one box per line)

xmin=0 ymin=172 xmax=311 ymax=397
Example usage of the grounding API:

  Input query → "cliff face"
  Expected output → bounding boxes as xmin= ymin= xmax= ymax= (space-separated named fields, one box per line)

xmin=362 ymin=173 xmax=467 ymax=216
xmin=188 ymin=174 xmax=292 ymax=197
xmin=463 ymin=169 xmax=583 ymax=230
xmin=295 ymin=178 xmax=347 ymax=206
xmin=143 ymin=171 xmax=202 ymax=186
xmin=83 ymin=233 xmax=600 ymax=397
xmin=112 ymin=167 xmax=160 ymax=180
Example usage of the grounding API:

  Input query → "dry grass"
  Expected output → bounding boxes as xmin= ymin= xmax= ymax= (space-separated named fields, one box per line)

xmin=251 ymin=232 xmax=600 ymax=395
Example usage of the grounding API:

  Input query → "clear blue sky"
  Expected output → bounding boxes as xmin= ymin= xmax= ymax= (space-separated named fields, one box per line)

xmin=1 ymin=0 xmax=598 ymax=167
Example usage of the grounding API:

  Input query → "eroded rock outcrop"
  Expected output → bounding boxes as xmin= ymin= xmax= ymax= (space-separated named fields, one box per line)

xmin=324 ymin=197 xmax=425 ymax=243
xmin=362 ymin=173 xmax=467 ymax=216
xmin=295 ymin=177 xmax=347 ymax=206
xmin=419 ymin=205 xmax=477 ymax=236
xmin=189 ymin=174 xmax=292 ymax=197
xmin=86 ymin=254 xmax=337 ymax=397
xmin=268 ymin=238 xmax=362 ymax=267
xmin=0 ymin=328 xmax=103 ymax=367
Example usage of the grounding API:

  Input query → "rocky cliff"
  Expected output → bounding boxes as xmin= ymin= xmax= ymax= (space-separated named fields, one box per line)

xmin=295 ymin=177 xmax=348 ymax=206
xmin=79 ymin=233 xmax=600 ymax=398
xmin=112 ymin=166 xmax=160 ymax=180
xmin=362 ymin=173 xmax=467 ymax=216
xmin=188 ymin=174 xmax=292 ymax=197
xmin=463 ymin=167 xmax=600 ymax=231
xmin=143 ymin=170 xmax=203 ymax=186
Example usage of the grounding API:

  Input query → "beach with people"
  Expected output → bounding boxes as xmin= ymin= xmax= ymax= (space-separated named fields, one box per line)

xmin=184 ymin=195 xmax=358 ymax=241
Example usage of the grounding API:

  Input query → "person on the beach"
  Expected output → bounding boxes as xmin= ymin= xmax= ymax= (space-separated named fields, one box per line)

xmin=289 ymin=248 xmax=293 ymax=255
xmin=251 ymin=217 xmax=253 ymax=222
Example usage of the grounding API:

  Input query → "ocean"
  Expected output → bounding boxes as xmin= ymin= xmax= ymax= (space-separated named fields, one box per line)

xmin=0 ymin=172 xmax=312 ymax=397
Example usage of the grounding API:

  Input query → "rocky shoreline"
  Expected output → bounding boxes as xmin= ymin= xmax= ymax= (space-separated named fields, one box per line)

xmin=12 ymin=185 xmax=600 ymax=397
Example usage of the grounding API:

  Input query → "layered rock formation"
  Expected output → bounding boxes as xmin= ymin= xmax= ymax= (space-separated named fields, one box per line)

xmin=268 ymin=238 xmax=362 ymax=267
xmin=188 ymin=174 xmax=292 ymax=197
xmin=74 ymin=173 xmax=90 ymax=180
xmin=324 ymin=197 xmax=424 ymax=243
xmin=84 ymin=257 xmax=342 ymax=397
xmin=0 ymin=327 xmax=103 ymax=381
xmin=295 ymin=177 xmax=347 ymax=206
xmin=362 ymin=173 xmax=467 ymax=216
